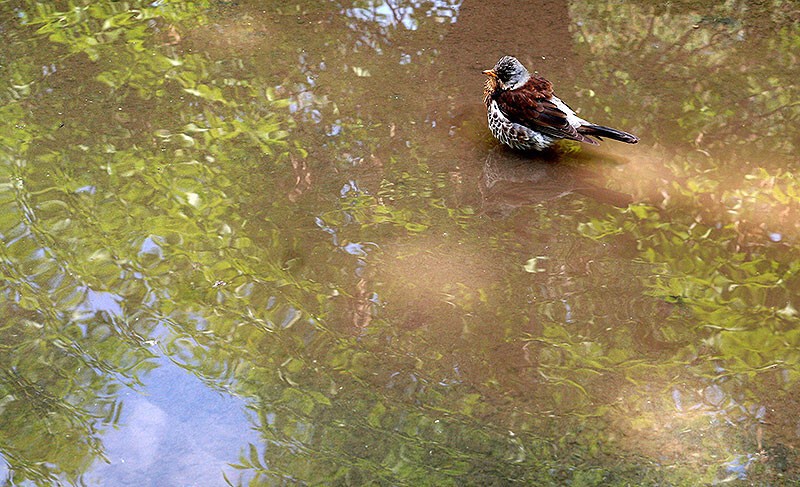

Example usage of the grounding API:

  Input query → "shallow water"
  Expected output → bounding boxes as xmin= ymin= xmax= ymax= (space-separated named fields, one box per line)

xmin=1 ymin=0 xmax=799 ymax=485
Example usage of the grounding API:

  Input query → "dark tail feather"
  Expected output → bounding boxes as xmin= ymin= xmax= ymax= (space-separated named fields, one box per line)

xmin=578 ymin=124 xmax=639 ymax=144
xmin=574 ymin=132 xmax=600 ymax=146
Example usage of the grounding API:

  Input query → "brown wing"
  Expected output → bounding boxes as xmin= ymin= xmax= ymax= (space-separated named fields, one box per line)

xmin=494 ymin=76 xmax=590 ymax=143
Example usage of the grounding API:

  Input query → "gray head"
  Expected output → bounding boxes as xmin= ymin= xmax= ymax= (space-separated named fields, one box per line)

xmin=485 ymin=56 xmax=530 ymax=90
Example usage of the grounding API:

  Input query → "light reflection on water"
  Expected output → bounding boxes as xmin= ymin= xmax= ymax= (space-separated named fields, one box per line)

xmin=89 ymin=357 xmax=256 ymax=486
xmin=345 ymin=0 xmax=462 ymax=30
xmin=0 ymin=0 xmax=798 ymax=485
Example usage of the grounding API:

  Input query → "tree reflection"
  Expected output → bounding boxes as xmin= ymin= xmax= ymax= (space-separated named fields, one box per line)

xmin=0 ymin=0 xmax=799 ymax=485
xmin=570 ymin=1 xmax=799 ymax=155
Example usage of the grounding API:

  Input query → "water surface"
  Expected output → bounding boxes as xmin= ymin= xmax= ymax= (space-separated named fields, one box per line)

xmin=1 ymin=0 xmax=799 ymax=485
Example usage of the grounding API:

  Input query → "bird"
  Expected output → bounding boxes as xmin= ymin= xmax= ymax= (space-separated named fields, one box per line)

xmin=482 ymin=56 xmax=639 ymax=151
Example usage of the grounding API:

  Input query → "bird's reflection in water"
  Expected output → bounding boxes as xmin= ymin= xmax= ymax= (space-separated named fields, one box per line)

xmin=479 ymin=148 xmax=633 ymax=217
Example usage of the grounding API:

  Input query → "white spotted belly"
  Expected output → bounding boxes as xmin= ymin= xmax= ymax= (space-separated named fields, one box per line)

xmin=487 ymin=100 xmax=554 ymax=151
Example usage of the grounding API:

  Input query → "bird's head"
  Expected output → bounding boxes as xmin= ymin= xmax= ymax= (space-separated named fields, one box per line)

xmin=483 ymin=56 xmax=530 ymax=90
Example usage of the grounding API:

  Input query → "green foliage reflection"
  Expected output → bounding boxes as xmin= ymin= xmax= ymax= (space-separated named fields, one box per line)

xmin=1 ymin=0 xmax=799 ymax=485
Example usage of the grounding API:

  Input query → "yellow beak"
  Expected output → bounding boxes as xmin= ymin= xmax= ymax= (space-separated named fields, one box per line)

xmin=482 ymin=69 xmax=497 ymax=78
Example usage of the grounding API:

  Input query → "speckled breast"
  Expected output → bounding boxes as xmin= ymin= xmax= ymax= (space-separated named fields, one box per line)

xmin=486 ymin=100 xmax=554 ymax=151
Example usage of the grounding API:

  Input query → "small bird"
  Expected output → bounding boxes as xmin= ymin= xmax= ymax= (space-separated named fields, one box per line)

xmin=483 ymin=56 xmax=639 ymax=151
